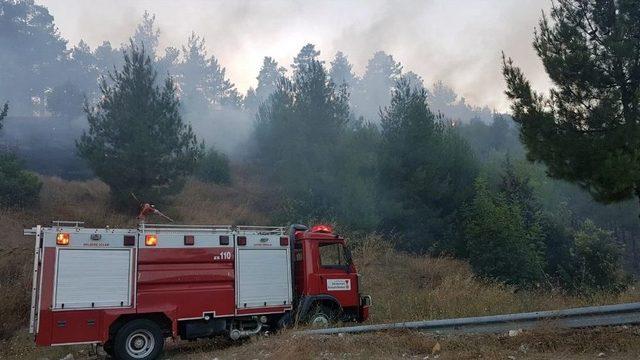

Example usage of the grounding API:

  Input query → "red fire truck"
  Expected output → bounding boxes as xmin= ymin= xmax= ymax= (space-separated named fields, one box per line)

xmin=25 ymin=221 xmax=371 ymax=359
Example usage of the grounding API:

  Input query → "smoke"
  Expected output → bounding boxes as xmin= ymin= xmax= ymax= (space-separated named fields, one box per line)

xmin=184 ymin=107 xmax=253 ymax=160
xmin=40 ymin=0 xmax=552 ymax=112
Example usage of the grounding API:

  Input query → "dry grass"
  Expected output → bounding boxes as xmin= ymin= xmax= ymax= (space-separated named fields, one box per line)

xmin=0 ymin=177 xmax=129 ymax=339
xmin=172 ymin=176 xmax=277 ymax=225
xmin=0 ymin=249 xmax=31 ymax=339
xmin=351 ymin=234 xmax=640 ymax=323
xmin=1 ymin=175 xmax=640 ymax=359
xmin=163 ymin=326 xmax=640 ymax=360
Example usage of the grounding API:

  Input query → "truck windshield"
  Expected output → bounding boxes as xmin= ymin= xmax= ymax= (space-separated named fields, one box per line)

xmin=319 ymin=242 xmax=349 ymax=268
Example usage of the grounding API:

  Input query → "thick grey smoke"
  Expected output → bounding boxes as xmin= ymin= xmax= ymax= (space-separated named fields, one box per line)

xmin=40 ymin=0 xmax=552 ymax=112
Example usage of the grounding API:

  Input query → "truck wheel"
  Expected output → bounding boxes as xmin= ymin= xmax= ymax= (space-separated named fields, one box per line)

xmin=113 ymin=319 xmax=164 ymax=360
xmin=103 ymin=341 xmax=114 ymax=358
xmin=276 ymin=312 xmax=292 ymax=329
xmin=307 ymin=305 xmax=337 ymax=327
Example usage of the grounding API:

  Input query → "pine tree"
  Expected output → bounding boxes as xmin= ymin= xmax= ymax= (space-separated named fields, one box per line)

xmin=0 ymin=0 xmax=68 ymax=114
xmin=402 ymin=71 xmax=425 ymax=90
xmin=329 ymin=51 xmax=357 ymax=89
xmin=353 ymin=51 xmax=402 ymax=120
xmin=378 ymin=79 xmax=478 ymax=251
xmin=77 ymin=43 xmax=203 ymax=207
xmin=179 ymin=32 xmax=241 ymax=110
xmin=67 ymin=40 xmax=99 ymax=101
xmin=500 ymin=157 xmax=538 ymax=225
xmin=254 ymin=47 xmax=351 ymax=221
xmin=292 ymin=43 xmax=322 ymax=73
xmin=503 ymin=0 xmax=640 ymax=207
xmin=463 ymin=177 xmax=546 ymax=287
xmin=256 ymin=57 xmax=286 ymax=100
xmin=94 ymin=41 xmax=122 ymax=79
xmin=245 ymin=57 xmax=286 ymax=111
xmin=133 ymin=11 xmax=160 ymax=57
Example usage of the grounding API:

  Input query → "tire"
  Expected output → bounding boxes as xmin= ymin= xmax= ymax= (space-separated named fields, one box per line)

xmin=103 ymin=341 xmax=115 ymax=358
xmin=307 ymin=304 xmax=337 ymax=328
xmin=113 ymin=319 xmax=165 ymax=360
xmin=276 ymin=312 xmax=292 ymax=329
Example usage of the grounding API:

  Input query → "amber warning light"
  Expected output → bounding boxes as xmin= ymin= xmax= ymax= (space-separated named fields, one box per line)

xmin=56 ymin=233 xmax=70 ymax=245
xmin=145 ymin=234 xmax=158 ymax=246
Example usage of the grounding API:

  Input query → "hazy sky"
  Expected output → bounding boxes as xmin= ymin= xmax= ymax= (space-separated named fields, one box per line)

xmin=40 ymin=0 xmax=553 ymax=112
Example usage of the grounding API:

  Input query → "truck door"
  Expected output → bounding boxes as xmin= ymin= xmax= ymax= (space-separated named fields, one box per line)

xmin=316 ymin=241 xmax=359 ymax=308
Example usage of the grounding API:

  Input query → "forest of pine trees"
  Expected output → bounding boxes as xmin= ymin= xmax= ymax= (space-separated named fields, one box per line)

xmin=1 ymin=0 xmax=638 ymax=293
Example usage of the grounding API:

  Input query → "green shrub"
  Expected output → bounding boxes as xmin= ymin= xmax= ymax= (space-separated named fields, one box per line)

xmin=463 ymin=177 xmax=546 ymax=287
xmin=0 ymin=153 xmax=42 ymax=208
xmin=568 ymin=220 xmax=629 ymax=294
xmin=196 ymin=148 xmax=231 ymax=185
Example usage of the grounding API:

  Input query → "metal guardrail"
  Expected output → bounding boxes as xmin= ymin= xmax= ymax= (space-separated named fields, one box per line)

xmin=299 ymin=302 xmax=640 ymax=336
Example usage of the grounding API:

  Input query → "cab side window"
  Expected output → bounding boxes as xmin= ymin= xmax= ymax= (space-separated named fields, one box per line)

xmin=319 ymin=242 xmax=347 ymax=267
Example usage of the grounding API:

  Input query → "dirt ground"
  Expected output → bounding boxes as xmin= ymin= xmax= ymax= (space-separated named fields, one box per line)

xmin=3 ymin=326 xmax=640 ymax=360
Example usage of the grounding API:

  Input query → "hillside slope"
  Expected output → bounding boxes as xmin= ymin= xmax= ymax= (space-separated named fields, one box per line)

xmin=1 ymin=175 xmax=639 ymax=359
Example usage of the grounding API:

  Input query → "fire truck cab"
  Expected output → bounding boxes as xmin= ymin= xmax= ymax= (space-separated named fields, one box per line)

xmin=25 ymin=222 xmax=371 ymax=360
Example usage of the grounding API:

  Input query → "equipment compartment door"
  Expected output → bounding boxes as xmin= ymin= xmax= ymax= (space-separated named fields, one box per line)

xmin=54 ymin=248 xmax=133 ymax=309
xmin=236 ymin=249 xmax=291 ymax=308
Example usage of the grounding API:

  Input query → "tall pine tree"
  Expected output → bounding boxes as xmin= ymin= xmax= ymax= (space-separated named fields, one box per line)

xmin=329 ymin=51 xmax=357 ymax=89
xmin=77 ymin=43 xmax=202 ymax=207
xmin=379 ymin=79 xmax=478 ymax=251
xmin=254 ymin=45 xmax=351 ymax=222
xmin=503 ymin=0 xmax=640 ymax=208
xmin=245 ymin=56 xmax=286 ymax=112
xmin=133 ymin=11 xmax=160 ymax=57
xmin=353 ymin=51 xmax=402 ymax=120
xmin=179 ymin=32 xmax=242 ymax=110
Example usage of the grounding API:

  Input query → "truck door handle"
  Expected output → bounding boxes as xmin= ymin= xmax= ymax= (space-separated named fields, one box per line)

xmin=57 ymin=320 xmax=66 ymax=328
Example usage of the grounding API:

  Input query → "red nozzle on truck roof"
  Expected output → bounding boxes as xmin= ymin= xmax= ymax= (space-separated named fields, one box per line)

xmin=310 ymin=224 xmax=333 ymax=233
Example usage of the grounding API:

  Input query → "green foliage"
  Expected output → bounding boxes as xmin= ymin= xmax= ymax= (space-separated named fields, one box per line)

xmin=245 ymin=57 xmax=286 ymax=112
xmin=378 ymin=79 xmax=478 ymax=252
xmin=133 ymin=11 xmax=160 ymax=56
xmin=457 ymin=115 xmax=523 ymax=162
xmin=329 ymin=51 xmax=357 ymax=89
xmin=463 ymin=177 xmax=546 ymax=287
xmin=352 ymin=51 xmax=402 ymax=120
xmin=195 ymin=148 xmax=231 ymax=185
xmin=0 ymin=153 xmax=42 ymax=208
xmin=503 ymin=0 xmax=640 ymax=205
xmin=335 ymin=119 xmax=381 ymax=230
xmin=77 ymin=43 xmax=203 ymax=208
xmin=462 ymin=158 xmax=629 ymax=291
xmin=179 ymin=32 xmax=242 ymax=110
xmin=253 ymin=44 xmax=379 ymax=230
xmin=0 ymin=0 xmax=69 ymax=114
xmin=291 ymin=43 xmax=322 ymax=72
xmin=254 ymin=53 xmax=347 ymax=221
xmin=567 ymin=220 xmax=629 ymax=293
